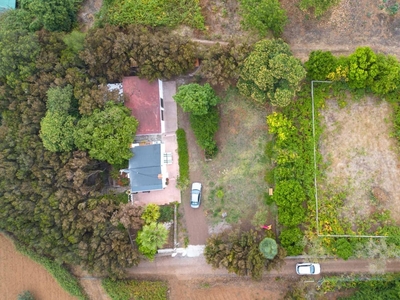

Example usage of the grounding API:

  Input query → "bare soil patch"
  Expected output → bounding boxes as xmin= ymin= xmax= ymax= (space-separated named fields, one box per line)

xmin=319 ymin=96 xmax=400 ymax=225
xmin=0 ymin=233 xmax=77 ymax=300
xmin=281 ymin=0 xmax=400 ymax=61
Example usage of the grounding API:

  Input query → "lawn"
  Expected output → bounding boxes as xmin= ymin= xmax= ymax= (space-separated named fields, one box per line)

xmin=202 ymin=89 xmax=271 ymax=225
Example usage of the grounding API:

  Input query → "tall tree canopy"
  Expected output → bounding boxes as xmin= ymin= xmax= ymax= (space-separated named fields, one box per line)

xmin=75 ymin=102 xmax=139 ymax=166
xmin=20 ymin=0 xmax=82 ymax=32
xmin=237 ymin=39 xmax=306 ymax=107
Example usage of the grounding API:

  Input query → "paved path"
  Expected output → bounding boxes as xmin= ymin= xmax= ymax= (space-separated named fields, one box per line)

xmin=127 ymin=254 xmax=400 ymax=280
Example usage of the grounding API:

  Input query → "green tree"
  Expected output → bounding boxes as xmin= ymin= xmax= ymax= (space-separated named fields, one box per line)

xmin=46 ymin=85 xmax=73 ymax=113
xmin=259 ymin=237 xmax=278 ymax=259
xmin=204 ymin=229 xmax=265 ymax=279
xmin=21 ymin=0 xmax=81 ymax=32
xmin=348 ymin=47 xmax=379 ymax=89
xmin=136 ymin=222 xmax=169 ymax=261
xmin=237 ymin=39 xmax=306 ymax=107
xmin=0 ymin=29 xmax=39 ymax=85
xmin=370 ymin=54 xmax=400 ymax=96
xmin=40 ymin=112 xmax=76 ymax=152
xmin=173 ymin=83 xmax=219 ymax=115
xmin=75 ymin=102 xmax=139 ymax=166
xmin=238 ymin=0 xmax=287 ymax=37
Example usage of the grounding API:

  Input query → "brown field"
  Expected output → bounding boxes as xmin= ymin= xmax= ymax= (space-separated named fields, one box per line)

xmin=0 ymin=233 xmax=77 ymax=300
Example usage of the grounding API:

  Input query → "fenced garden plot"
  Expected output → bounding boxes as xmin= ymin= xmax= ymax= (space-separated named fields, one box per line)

xmin=202 ymin=89 xmax=270 ymax=225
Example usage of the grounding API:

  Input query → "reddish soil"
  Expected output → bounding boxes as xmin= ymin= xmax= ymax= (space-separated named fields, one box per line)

xmin=0 ymin=233 xmax=77 ymax=300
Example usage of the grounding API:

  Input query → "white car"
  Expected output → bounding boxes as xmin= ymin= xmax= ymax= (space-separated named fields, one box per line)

xmin=190 ymin=182 xmax=202 ymax=208
xmin=296 ymin=263 xmax=321 ymax=275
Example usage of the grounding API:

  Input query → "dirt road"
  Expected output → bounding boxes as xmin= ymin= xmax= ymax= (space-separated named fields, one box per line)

xmin=128 ymin=255 xmax=400 ymax=279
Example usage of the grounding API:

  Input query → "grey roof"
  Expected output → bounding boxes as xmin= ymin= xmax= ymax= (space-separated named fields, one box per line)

xmin=126 ymin=144 xmax=162 ymax=192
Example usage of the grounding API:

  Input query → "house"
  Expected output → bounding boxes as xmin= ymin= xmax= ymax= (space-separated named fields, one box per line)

xmin=119 ymin=77 xmax=172 ymax=196
xmin=121 ymin=143 xmax=170 ymax=193
xmin=0 ymin=0 xmax=16 ymax=12
xmin=122 ymin=77 xmax=165 ymax=135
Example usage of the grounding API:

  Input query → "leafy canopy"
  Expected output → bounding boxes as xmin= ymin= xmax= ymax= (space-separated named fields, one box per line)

xmin=237 ymin=39 xmax=306 ymax=107
xmin=173 ymin=83 xmax=220 ymax=115
xmin=238 ymin=0 xmax=287 ymax=37
xmin=75 ymin=102 xmax=139 ymax=166
xmin=136 ymin=222 xmax=169 ymax=261
xmin=20 ymin=0 xmax=81 ymax=32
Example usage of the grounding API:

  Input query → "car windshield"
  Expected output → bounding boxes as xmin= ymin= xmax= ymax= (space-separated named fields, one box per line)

xmin=191 ymin=190 xmax=199 ymax=203
xmin=310 ymin=265 xmax=314 ymax=273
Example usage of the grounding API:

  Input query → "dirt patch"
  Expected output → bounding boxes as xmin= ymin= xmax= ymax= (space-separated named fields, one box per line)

xmin=319 ymin=96 xmax=400 ymax=225
xmin=0 ymin=233 xmax=77 ymax=300
xmin=281 ymin=0 xmax=400 ymax=61
xmin=77 ymin=0 xmax=103 ymax=31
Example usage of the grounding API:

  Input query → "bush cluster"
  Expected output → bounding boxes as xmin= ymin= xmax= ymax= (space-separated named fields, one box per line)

xmin=190 ymin=106 xmax=220 ymax=158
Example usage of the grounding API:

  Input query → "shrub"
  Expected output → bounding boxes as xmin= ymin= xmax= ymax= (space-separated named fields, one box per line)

xmin=190 ymin=106 xmax=220 ymax=158
xmin=176 ymin=128 xmax=189 ymax=189
xmin=17 ymin=291 xmax=35 ymax=300
xmin=141 ymin=204 xmax=160 ymax=224
xmin=158 ymin=204 xmax=175 ymax=223
xmin=299 ymin=0 xmax=340 ymax=17
xmin=238 ymin=0 xmax=287 ymax=37
xmin=174 ymin=83 xmax=220 ymax=116
xmin=348 ymin=47 xmax=379 ymax=89
xmin=259 ymin=237 xmax=278 ymax=259
xmin=279 ymin=227 xmax=303 ymax=256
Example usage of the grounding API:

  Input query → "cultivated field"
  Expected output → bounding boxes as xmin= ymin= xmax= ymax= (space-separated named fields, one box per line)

xmin=0 ymin=233 xmax=77 ymax=300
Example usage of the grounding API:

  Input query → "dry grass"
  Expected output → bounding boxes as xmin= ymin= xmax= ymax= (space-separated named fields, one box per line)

xmin=202 ymin=90 xmax=270 ymax=225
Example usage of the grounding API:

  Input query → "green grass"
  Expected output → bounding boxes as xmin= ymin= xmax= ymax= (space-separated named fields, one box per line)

xmin=202 ymin=90 xmax=270 ymax=224
xmin=102 ymin=278 xmax=168 ymax=300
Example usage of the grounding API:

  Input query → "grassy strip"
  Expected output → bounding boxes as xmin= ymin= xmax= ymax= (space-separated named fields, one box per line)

xmin=99 ymin=0 xmax=205 ymax=29
xmin=8 ymin=235 xmax=87 ymax=300
xmin=102 ymin=278 xmax=168 ymax=300
xmin=176 ymin=128 xmax=189 ymax=189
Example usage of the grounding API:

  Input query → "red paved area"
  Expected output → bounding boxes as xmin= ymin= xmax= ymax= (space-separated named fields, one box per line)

xmin=123 ymin=77 xmax=161 ymax=135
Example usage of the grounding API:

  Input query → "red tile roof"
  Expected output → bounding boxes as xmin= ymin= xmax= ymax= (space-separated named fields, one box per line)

xmin=123 ymin=77 xmax=161 ymax=135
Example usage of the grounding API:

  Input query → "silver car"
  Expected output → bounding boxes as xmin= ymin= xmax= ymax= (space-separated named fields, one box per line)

xmin=296 ymin=263 xmax=321 ymax=275
xmin=190 ymin=182 xmax=202 ymax=208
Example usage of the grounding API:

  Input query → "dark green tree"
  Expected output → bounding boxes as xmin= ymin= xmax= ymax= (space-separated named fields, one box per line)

xmin=200 ymin=41 xmax=251 ymax=88
xmin=305 ymin=50 xmax=337 ymax=80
